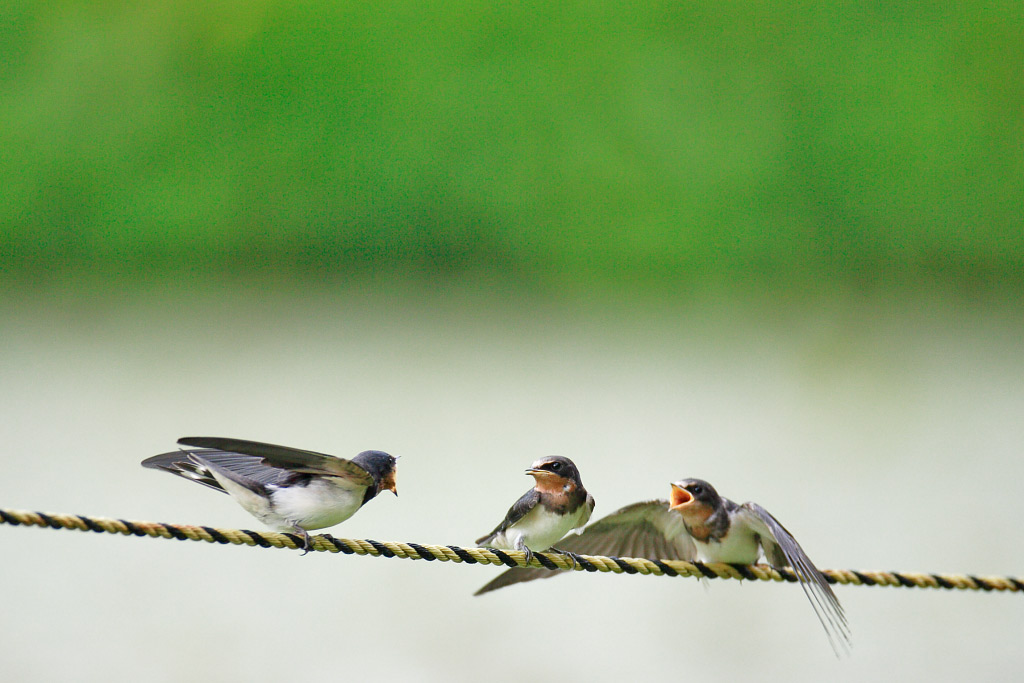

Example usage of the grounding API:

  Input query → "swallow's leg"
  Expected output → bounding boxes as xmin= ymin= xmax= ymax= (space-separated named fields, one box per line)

xmin=548 ymin=547 xmax=580 ymax=570
xmin=514 ymin=538 xmax=534 ymax=567
xmin=290 ymin=523 xmax=313 ymax=555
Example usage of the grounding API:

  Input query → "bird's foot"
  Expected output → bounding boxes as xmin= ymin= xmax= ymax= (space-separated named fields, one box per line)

xmin=549 ymin=547 xmax=581 ymax=570
xmin=511 ymin=540 xmax=535 ymax=567
xmin=295 ymin=527 xmax=313 ymax=555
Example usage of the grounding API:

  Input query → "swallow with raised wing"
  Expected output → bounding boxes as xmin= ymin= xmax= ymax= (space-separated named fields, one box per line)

xmin=142 ymin=436 xmax=398 ymax=552
xmin=475 ymin=477 xmax=850 ymax=654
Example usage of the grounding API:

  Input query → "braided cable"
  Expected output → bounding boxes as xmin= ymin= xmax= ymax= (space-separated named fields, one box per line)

xmin=2 ymin=508 xmax=1020 ymax=593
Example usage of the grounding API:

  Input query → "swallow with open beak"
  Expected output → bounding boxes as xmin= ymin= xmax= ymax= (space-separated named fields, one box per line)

xmin=142 ymin=436 xmax=398 ymax=552
xmin=475 ymin=477 xmax=850 ymax=654
xmin=475 ymin=456 xmax=595 ymax=566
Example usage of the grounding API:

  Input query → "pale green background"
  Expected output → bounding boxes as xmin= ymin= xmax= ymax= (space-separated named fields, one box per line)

xmin=2 ymin=3 xmax=1022 ymax=681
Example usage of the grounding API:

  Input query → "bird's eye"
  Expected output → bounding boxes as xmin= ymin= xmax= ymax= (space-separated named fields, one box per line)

xmin=690 ymin=484 xmax=703 ymax=494
xmin=550 ymin=461 xmax=562 ymax=471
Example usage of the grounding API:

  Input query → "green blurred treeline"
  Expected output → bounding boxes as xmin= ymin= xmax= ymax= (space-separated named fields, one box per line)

xmin=2 ymin=3 xmax=1021 ymax=298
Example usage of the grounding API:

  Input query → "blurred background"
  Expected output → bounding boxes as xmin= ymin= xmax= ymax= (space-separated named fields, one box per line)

xmin=2 ymin=3 xmax=1022 ymax=681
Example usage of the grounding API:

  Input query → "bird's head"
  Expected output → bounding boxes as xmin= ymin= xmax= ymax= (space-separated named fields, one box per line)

xmin=525 ymin=455 xmax=582 ymax=493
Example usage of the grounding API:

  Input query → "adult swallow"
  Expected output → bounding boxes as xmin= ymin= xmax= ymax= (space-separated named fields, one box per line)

xmin=142 ymin=436 xmax=398 ymax=552
xmin=475 ymin=456 xmax=595 ymax=567
xmin=475 ymin=478 xmax=850 ymax=654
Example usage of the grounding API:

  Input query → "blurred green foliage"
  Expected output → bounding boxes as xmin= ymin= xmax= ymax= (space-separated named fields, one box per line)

xmin=2 ymin=3 xmax=1021 ymax=297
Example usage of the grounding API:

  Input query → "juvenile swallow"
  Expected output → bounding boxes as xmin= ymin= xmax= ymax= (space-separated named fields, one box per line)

xmin=142 ymin=436 xmax=397 ymax=552
xmin=476 ymin=456 xmax=595 ymax=566
xmin=475 ymin=477 xmax=850 ymax=654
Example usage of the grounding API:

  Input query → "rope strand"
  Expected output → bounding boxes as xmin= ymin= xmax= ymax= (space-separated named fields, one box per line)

xmin=2 ymin=508 xmax=1020 ymax=593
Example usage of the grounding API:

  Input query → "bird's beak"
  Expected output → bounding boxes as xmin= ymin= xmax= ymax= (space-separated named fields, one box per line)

xmin=669 ymin=483 xmax=693 ymax=510
xmin=525 ymin=468 xmax=558 ymax=482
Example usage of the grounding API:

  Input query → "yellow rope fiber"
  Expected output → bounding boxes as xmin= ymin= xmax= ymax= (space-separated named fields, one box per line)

xmin=2 ymin=508 xmax=1021 ymax=593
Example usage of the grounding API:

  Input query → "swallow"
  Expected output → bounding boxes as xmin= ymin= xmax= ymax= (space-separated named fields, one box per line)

xmin=142 ymin=436 xmax=398 ymax=552
xmin=475 ymin=455 xmax=595 ymax=567
xmin=475 ymin=478 xmax=850 ymax=654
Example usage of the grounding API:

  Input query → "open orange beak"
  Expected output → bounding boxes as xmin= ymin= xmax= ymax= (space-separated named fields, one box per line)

xmin=669 ymin=483 xmax=693 ymax=510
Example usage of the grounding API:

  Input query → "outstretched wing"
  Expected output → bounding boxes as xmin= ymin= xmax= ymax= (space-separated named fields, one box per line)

xmin=475 ymin=500 xmax=696 ymax=595
xmin=141 ymin=449 xmax=238 ymax=493
xmin=177 ymin=437 xmax=373 ymax=487
xmin=475 ymin=488 xmax=541 ymax=546
xmin=738 ymin=502 xmax=851 ymax=654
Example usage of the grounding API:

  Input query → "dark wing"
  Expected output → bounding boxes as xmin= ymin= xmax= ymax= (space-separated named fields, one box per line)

xmin=475 ymin=500 xmax=696 ymax=595
xmin=475 ymin=488 xmax=540 ymax=546
xmin=738 ymin=502 xmax=851 ymax=654
xmin=142 ymin=448 xmax=305 ymax=492
xmin=141 ymin=449 xmax=234 ymax=493
xmin=177 ymin=437 xmax=373 ymax=487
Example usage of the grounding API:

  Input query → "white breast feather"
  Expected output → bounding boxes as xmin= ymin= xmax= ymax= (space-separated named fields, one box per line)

xmin=268 ymin=477 xmax=366 ymax=531
xmin=694 ymin=521 xmax=762 ymax=564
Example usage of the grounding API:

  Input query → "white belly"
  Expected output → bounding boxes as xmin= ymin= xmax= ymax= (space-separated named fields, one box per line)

xmin=267 ymin=478 xmax=366 ymax=531
xmin=491 ymin=504 xmax=587 ymax=552
xmin=694 ymin=524 xmax=762 ymax=564
xmin=211 ymin=470 xmax=366 ymax=532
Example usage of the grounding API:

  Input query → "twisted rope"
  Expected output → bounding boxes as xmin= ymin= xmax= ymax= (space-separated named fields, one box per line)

xmin=2 ymin=508 xmax=1021 ymax=593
